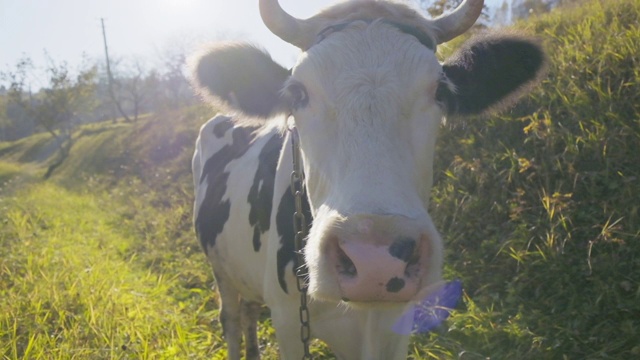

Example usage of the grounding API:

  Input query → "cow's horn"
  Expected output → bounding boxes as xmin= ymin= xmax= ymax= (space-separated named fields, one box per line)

xmin=432 ymin=0 xmax=484 ymax=44
xmin=259 ymin=0 xmax=315 ymax=49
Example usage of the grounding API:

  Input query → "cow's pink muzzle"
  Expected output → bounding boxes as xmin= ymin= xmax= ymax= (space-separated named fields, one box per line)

xmin=323 ymin=215 xmax=433 ymax=303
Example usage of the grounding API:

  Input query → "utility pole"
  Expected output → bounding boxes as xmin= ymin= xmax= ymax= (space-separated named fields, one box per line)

xmin=101 ymin=18 xmax=113 ymax=89
xmin=100 ymin=18 xmax=130 ymax=122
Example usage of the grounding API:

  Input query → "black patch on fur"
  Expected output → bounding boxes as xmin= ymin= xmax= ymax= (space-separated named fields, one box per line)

xmin=192 ymin=43 xmax=290 ymax=118
xmin=247 ymin=133 xmax=284 ymax=252
xmin=213 ymin=118 xmax=234 ymax=138
xmin=389 ymin=237 xmax=417 ymax=263
xmin=275 ymin=189 xmax=313 ymax=293
xmin=386 ymin=277 xmax=406 ymax=293
xmin=195 ymin=126 xmax=257 ymax=254
xmin=437 ymin=34 xmax=546 ymax=115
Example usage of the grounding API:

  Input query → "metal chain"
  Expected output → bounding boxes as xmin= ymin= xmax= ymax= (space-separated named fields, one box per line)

xmin=289 ymin=127 xmax=312 ymax=360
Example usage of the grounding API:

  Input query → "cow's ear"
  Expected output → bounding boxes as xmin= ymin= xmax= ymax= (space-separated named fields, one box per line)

xmin=189 ymin=43 xmax=290 ymax=118
xmin=436 ymin=32 xmax=547 ymax=116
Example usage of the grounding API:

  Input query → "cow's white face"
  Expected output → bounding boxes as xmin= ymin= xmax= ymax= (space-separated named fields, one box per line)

xmin=288 ymin=21 xmax=442 ymax=212
xmin=190 ymin=0 xmax=546 ymax=305
xmin=285 ymin=21 xmax=445 ymax=303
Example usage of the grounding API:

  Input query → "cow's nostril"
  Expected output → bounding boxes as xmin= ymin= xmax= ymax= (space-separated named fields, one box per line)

xmin=404 ymin=241 xmax=422 ymax=278
xmin=336 ymin=245 xmax=357 ymax=277
xmin=404 ymin=261 xmax=420 ymax=278
xmin=389 ymin=237 xmax=417 ymax=263
xmin=407 ymin=247 xmax=420 ymax=266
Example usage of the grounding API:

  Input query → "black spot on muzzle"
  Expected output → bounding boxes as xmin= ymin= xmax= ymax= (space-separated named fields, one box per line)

xmin=386 ymin=277 xmax=406 ymax=293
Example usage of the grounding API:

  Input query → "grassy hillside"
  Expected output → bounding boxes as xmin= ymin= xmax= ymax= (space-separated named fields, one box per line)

xmin=0 ymin=182 xmax=216 ymax=358
xmin=0 ymin=108 xmax=227 ymax=359
xmin=1 ymin=0 xmax=639 ymax=358
xmin=423 ymin=0 xmax=640 ymax=358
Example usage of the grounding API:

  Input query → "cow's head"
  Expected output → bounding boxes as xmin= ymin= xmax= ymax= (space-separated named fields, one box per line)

xmin=190 ymin=0 xmax=546 ymax=305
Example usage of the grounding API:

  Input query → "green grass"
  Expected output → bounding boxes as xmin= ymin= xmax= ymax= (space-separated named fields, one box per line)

xmin=419 ymin=0 xmax=640 ymax=358
xmin=0 ymin=107 xmax=228 ymax=359
xmin=1 ymin=0 xmax=640 ymax=358
xmin=0 ymin=162 xmax=25 ymax=185
xmin=0 ymin=181 xmax=223 ymax=359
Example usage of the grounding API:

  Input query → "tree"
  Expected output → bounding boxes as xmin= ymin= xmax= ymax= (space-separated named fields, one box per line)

xmin=154 ymin=33 xmax=201 ymax=109
xmin=121 ymin=59 xmax=148 ymax=121
xmin=494 ymin=0 xmax=580 ymax=25
xmin=493 ymin=1 xmax=512 ymax=26
xmin=421 ymin=0 xmax=490 ymax=24
xmin=1 ymin=56 xmax=97 ymax=177
xmin=512 ymin=0 xmax=553 ymax=20
xmin=103 ymin=56 xmax=151 ymax=122
xmin=155 ymin=47 xmax=193 ymax=109
xmin=141 ymin=69 xmax=162 ymax=113
xmin=0 ymin=90 xmax=8 ymax=141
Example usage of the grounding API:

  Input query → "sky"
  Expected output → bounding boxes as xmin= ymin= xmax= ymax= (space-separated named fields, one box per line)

xmin=0 ymin=0 xmax=501 ymax=85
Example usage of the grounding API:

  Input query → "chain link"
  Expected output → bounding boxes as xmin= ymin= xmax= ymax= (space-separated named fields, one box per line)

xmin=290 ymin=128 xmax=312 ymax=360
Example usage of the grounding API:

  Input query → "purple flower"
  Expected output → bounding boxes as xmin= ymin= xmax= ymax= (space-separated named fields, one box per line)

xmin=392 ymin=279 xmax=462 ymax=335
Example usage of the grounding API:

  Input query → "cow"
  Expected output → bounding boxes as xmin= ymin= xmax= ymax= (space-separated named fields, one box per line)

xmin=189 ymin=0 xmax=546 ymax=358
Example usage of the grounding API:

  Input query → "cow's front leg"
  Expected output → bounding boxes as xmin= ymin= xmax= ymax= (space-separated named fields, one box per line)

xmin=270 ymin=304 xmax=307 ymax=360
xmin=240 ymin=299 xmax=262 ymax=360
xmin=215 ymin=272 xmax=243 ymax=360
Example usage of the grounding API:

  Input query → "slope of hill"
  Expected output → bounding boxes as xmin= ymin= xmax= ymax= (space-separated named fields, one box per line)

xmin=0 ymin=107 xmax=233 ymax=358
xmin=424 ymin=0 xmax=640 ymax=358
xmin=1 ymin=0 xmax=639 ymax=358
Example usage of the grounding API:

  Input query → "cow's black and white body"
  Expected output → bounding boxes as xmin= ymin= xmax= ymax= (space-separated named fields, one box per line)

xmin=190 ymin=0 xmax=546 ymax=358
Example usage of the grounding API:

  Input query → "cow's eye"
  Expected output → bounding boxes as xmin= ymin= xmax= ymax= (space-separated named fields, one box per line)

xmin=285 ymin=82 xmax=309 ymax=110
